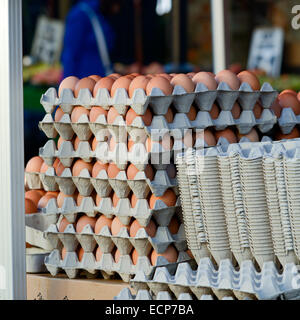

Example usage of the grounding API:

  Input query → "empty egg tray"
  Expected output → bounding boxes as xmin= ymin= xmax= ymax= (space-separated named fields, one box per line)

xmin=44 ymin=220 xmax=190 ymax=282
xmin=130 ymin=258 xmax=299 ymax=300
xmin=114 ymin=287 xmax=249 ymax=300
xmin=40 ymin=82 xmax=278 ymax=117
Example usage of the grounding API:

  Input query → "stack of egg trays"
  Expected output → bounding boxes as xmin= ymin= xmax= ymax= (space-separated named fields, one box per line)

xmin=278 ymin=107 xmax=300 ymax=135
xmin=176 ymin=138 xmax=300 ymax=269
xmin=176 ymin=148 xmax=210 ymax=264
xmin=39 ymin=82 xmax=278 ymax=140
xmin=130 ymin=258 xmax=299 ymax=300
xmin=44 ymin=211 xmax=190 ymax=282
xmin=114 ymin=287 xmax=241 ymax=300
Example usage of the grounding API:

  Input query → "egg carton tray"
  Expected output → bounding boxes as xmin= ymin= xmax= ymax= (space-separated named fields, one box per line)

xmin=44 ymin=246 xmax=192 ymax=282
xmin=176 ymin=138 xmax=300 ymax=268
xmin=37 ymin=194 xmax=181 ymax=229
xmin=26 ymin=247 xmax=51 ymax=273
xmin=278 ymin=107 xmax=300 ymax=135
xmin=25 ymin=213 xmax=59 ymax=250
xmin=131 ymin=258 xmax=299 ymax=301
xmin=114 ymin=287 xmax=250 ymax=300
xmin=40 ymin=82 xmax=278 ymax=116
xmin=44 ymin=214 xmax=187 ymax=255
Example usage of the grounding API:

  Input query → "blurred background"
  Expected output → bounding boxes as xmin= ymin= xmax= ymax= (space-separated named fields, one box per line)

xmin=23 ymin=0 xmax=300 ymax=162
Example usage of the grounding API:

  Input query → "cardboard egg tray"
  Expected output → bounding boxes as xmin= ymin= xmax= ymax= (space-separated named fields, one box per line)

xmin=26 ymin=247 xmax=51 ymax=273
xmin=25 ymin=172 xmax=43 ymax=190
xmin=278 ymin=107 xmax=300 ymax=135
xmin=130 ymin=259 xmax=299 ymax=301
xmin=176 ymin=138 xmax=300 ymax=270
xmin=114 ymin=287 xmax=242 ymax=300
xmin=44 ymin=220 xmax=190 ymax=282
xmin=40 ymin=166 xmax=176 ymax=201
xmin=40 ymin=82 xmax=277 ymax=116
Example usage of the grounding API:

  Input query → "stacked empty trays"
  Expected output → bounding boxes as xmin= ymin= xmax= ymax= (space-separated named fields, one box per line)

xmin=177 ymin=138 xmax=300 ymax=271
xmin=126 ymin=258 xmax=299 ymax=300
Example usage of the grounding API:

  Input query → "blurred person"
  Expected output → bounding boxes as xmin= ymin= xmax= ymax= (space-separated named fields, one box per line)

xmin=61 ymin=0 xmax=122 ymax=78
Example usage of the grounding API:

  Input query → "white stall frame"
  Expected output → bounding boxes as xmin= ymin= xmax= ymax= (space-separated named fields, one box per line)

xmin=0 ymin=0 xmax=26 ymax=300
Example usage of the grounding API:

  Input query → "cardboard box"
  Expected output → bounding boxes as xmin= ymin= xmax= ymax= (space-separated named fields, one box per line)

xmin=27 ymin=274 xmax=130 ymax=300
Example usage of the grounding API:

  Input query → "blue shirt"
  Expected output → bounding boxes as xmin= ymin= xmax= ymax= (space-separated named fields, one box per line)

xmin=61 ymin=0 xmax=115 ymax=78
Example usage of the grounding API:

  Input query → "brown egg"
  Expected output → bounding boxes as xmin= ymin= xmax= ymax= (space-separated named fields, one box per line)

xmin=25 ymin=199 xmax=37 ymax=214
xmin=128 ymin=76 xmax=150 ymax=98
xmin=55 ymin=161 xmax=66 ymax=176
xmin=76 ymin=194 xmax=84 ymax=206
xmin=71 ymin=106 xmax=90 ymax=123
xmin=57 ymin=192 xmax=77 ymax=208
xmin=25 ymin=190 xmax=43 ymax=206
xmin=35 ymin=189 xmax=46 ymax=197
xmin=107 ymin=163 xmax=121 ymax=179
xmin=237 ymin=71 xmax=261 ymax=90
xmin=77 ymin=247 xmax=84 ymax=262
xmin=166 ymin=164 xmax=176 ymax=179
xmin=92 ymin=161 xmax=108 ymax=178
xmin=271 ymin=99 xmax=282 ymax=118
xmin=164 ymin=108 xmax=174 ymax=123
xmin=186 ymin=105 xmax=197 ymax=121
xmin=170 ymin=74 xmax=195 ymax=93
xmin=95 ymin=215 xmax=113 ymax=234
xmin=61 ymin=247 xmax=67 ymax=260
xmin=231 ymin=103 xmax=241 ymax=119
xmin=275 ymin=127 xmax=300 ymax=140
xmin=25 ymin=156 xmax=44 ymax=172
xmin=149 ymin=189 xmax=177 ymax=209
xmin=168 ymin=217 xmax=180 ymax=234
xmin=196 ymin=129 xmax=217 ymax=146
xmin=215 ymin=70 xmax=240 ymax=90
xmin=112 ymin=193 xmax=120 ymax=207
xmin=111 ymin=76 xmax=132 ymax=97
xmin=109 ymin=136 xmax=117 ymax=152
xmin=37 ymin=194 xmax=57 ymax=209
xmin=53 ymin=158 xmax=60 ymax=171
xmin=76 ymin=215 xmax=97 ymax=233
xmin=89 ymin=75 xmax=101 ymax=82
xmin=111 ymin=217 xmax=130 ymax=236
xmin=157 ymin=73 xmax=172 ymax=81
xmin=215 ymin=128 xmax=237 ymax=144
xmin=109 ymin=73 xmax=121 ymax=79
xmin=58 ymin=217 xmax=73 ymax=232
xmin=107 ymin=107 xmax=121 ymax=124
xmin=93 ymin=77 xmax=115 ymax=96
xmin=57 ymin=137 xmax=66 ymax=150
xmin=58 ymin=76 xmax=79 ymax=96
xmin=150 ymin=245 xmax=178 ymax=265
xmin=238 ymin=128 xmax=259 ymax=142
xmin=182 ymin=130 xmax=195 ymax=148
xmin=131 ymin=194 xmax=138 ymax=208
xmin=127 ymin=164 xmax=154 ymax=180
xmin=129 ymin=219 xmax=157 ymax=238
xmin=279 ymin=89 xmax=297 ymax=97
xmin=73 ymin=136 xmax=81 ymax=151
xmin=146 ymin=135 xmax=173 ymax=152
xmin=278 ymin=92 xmax=300 ymax=115
xmin=54 ymin=107 xmax=65 ymax=122
xmin=40 ymin=162 xmax=49 ymax=174
xmin=126 ymin=108 xmax=153 ymax=126
xmin=92 ymin=137 xmax=98 ymax=151
xmin=74 ymin=77 xmax=96 ymax=98
xmin=253 ymin=102 xmax=263 ymax=119
xmin=114 ymin=249 xmax=121 ymax=263
xmin=297 ymin=92 xmax=300 ymax=102
xmin=146 ymin=76 xmax=173 ymax=96
xmin=187 ymin=72 xmax=196 ymax=79
xmin=210 ymin=103 xmax=220 ymax=119
xmin=186 ymin=249 xmax=194 ymax=259
xmin=95 ymin=246 xmax=103 ymax=261
xmin=127 ymin=138 xmax=135 ymax=152
xmin=192 ymin=72 xmax=218 ymax=90
xmin=72 ymin=159 xmax=93 ymax=176
xmin=89 ymin=106 xmax=108 ymax=122
xmin=46 ymin=191 xmax=59 ymax=197
xmin=131 ymin=249 xmax=139 ymax=265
